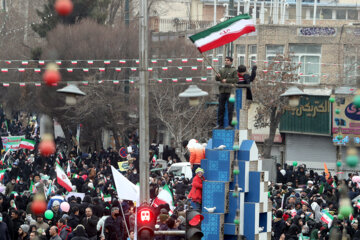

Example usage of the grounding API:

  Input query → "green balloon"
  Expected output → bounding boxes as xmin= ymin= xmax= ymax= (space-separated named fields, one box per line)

xmin=354 ymin=95 xmax=360 ymax=108
xmin=338 ymin=214 xmax=344 ymax=220
xmin=233 ymin=169 xmax=240 ymax=175
xmin=231 ymin=119 xmax=238 ymax=126
xmin=339 ymin=206 xmax=353 ymax=218
xmin=337 ymin=135 xmax=343 ymax=140
xmin=335 ymin=109 xmax=340 ymax=114
xmin=346 ymin=155 xmax=359 ymax=168
xmin=329 ymin=97 xmax=335 ymax=103
xmin=229 ymin=97 xmax=235 ymax=103
xmin=336 ymin=161 xmax=342 ymax=167
xmin=234 ymin=219 xmax=240 ymax=225
xmin=293 ymin=161 xmax=298 ymax=167
xmin=44 ymin=210 xmax=54 ymax=220
xmin=233 ymin=145 xmax=240 ymax=151
xmin=232 ymin=192 xmax=239 ymax=197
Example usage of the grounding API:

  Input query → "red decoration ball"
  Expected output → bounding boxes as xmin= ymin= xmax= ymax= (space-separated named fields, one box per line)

xmin=55 ymin=0 xmax=73 ymax=16
xmin=39 ymin=140 xmax=56 ymax=157
xmin=43 ymin=70 xmax=61 ymax=86
xmin=31 ymin=200 xmax=47 ymax=215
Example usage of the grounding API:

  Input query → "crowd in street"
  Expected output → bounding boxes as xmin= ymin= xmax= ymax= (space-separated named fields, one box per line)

xmin=271 ymin=164 xmax=360 ymax=240
xmin=0 ymin=112 xmax=195 ymax=240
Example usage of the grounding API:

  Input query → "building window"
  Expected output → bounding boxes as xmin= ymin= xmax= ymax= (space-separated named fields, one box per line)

xmin=320 ymin=9 xmax=332 ymax=20
xmin=266 ymin=45 xmax=285 ymax=62
xmin=248 ymin=45 xmax=257 ymax=68
xmin=236 ymin=45 xmax=245 ymax=66
xmin=348 ymin=10 xmax=358 ymax=20
xmin=289 ymin=44 xmax=321 ymax=84
xmin=344 ymin=45 xmax=360 ymax=85
xmin=336 ymin=10 xmax=346 ymax=20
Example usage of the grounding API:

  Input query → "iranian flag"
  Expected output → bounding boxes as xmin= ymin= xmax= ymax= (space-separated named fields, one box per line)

xmin=189 ymin=14 xmax=255 ymax=53
xmin=152 ymin=184 xmax=174 ymax=215
xmin=19 ymin=139 xmax=35 ymax=150
xmin=152 ymin=154 xmax=157 ymax=167
xmin=0 ymin=169 xmax=5 ymax=181
xmin=56 ymin=163 xmax=73 ymax=192
xmin=321 ymin=210 xmax=334 ymax=227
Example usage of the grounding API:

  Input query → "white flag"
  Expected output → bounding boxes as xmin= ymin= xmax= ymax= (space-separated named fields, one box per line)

xmin=111 ymin=166 xmax=139 ymax=205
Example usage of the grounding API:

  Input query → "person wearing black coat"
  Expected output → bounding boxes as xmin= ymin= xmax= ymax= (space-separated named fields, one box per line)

xmin=104 ymin=207 xmax=124 ymax=240
xmin=81 ymin=207 xmax=98 ymax=240
xmin=0 ymin=213 xmax=11 ymax=240
xmin=272 ymin=210 xmax=286 ymax=240
xmin=71 ymin=225 xmax=89 ymax=240
xmin=237 ymin=64 xmax=257 ymax=100
xmin=67 ymin=207 xmax=81 ymax=232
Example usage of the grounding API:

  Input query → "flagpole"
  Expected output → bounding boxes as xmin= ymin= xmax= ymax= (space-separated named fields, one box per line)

xmin=201 ymin=52 xmax=220 ymax=75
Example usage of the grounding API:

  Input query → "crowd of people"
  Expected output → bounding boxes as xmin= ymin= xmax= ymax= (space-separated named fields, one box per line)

xmin=271 ymin=163 xmax=360 ymax=240
xmin=0 ymin=112 xmax=199 ymax=240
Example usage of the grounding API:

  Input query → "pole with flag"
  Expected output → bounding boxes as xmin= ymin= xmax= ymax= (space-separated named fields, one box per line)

xmin=189 ymin=14 xmax=255 ymax=73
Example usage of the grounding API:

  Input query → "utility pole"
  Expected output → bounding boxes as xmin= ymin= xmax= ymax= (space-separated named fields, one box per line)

xmin=139 ymin=0 xmax=150 ymax=203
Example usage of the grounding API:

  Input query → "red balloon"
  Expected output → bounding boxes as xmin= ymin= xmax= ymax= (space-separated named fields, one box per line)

xmin=39 ymin=139 xmax=56 ymax=157
xmin=31 ymin=200 xmax=47 ymax=215
xmin=55 ymin=0 xmax=73 ymax=16
xmin=43 ymin=70 xmax=61 ymax=86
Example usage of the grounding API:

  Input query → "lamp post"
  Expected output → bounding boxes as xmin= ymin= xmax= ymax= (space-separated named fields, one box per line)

xmin=178 ymin=85 xmax=209 ymax=106
xmin=280 ymin=86 xmax=307 ymax=107
xmin=56 ymin=84 xmax=86 ymax=105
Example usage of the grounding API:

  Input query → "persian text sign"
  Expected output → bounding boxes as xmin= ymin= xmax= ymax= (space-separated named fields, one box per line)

xmin=280 ymin=96 xmax=330 ymax=135
xmin=1 ymin=136 xmax=25 ymax=151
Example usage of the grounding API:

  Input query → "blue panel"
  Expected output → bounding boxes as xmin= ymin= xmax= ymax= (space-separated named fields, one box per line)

xmin=235 ymin=89 xmax=243 ymax=130
xmin=244 ymin=203 xmax=256 ymax=240
xmin=229 ymin=160 xmax=247 ymax=192
xmin=202 ymin=181 xmax=228 ymax=213
xmin=245 ymin=172 xmax=261 ymax=202
xmin=259 ymin=212 xmax=268 ymax=232
xmin=206 ymin=138 xmax=213 ymax=149
xmin=225 ymin=192 xmax=239 ymax=223
xmin=203 ymin=149 xmax=232 ymax=182
xmin=201 ymin=159 xmax=209 ymax=174
xmin=224 ymin=223 xmax=239 ymax=235
xmin=201 ymin=213 xmax=223 ymax=240
xmin=212 ymin=129 xmax=235 ymax=150
xmin=239 ymin=140 xmax=255 ymax=161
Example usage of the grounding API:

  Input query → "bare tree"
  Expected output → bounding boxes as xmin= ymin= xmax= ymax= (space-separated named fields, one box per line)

xmin=252 ymin=54 xmax=301 ymax=159
xmin=149 ymin=38 xmax=216 ymax=158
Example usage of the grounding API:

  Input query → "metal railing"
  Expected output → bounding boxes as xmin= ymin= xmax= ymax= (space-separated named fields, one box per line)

xmin=150 ymin=18 xmax=213 ymax=32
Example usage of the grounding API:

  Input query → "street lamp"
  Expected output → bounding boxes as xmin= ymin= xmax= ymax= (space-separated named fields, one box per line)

xmin=179 ymin=85 xmax=209 ymax=106
xmin=280 ymin=86 xmax=307 ymax=107
xmin=57 ymin=84 xmax=86 ymax=105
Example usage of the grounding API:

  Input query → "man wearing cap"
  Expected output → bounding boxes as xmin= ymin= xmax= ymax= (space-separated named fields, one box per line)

xmin=18 ymin=224 xmax=30 ymax=240
xmin=188 ymin=168 xmax=205 ymax=210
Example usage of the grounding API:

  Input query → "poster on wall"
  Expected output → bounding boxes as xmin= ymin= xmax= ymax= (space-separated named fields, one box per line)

xmin=332 ymin=96 xmax=360 ymax=146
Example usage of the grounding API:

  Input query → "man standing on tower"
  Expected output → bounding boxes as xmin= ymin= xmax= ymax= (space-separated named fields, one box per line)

xmin=215 ymin=56 xmax=238 ymax=129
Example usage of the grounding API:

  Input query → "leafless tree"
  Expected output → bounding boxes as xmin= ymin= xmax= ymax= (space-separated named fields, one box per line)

xmin=252 ymin=54 xmax=301 ymax=159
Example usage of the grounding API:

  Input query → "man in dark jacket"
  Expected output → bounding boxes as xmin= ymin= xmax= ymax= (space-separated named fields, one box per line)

xmin=57 ymin=218 xmax=71 ymax=240
xmin=67 ymin=206 xmax=81 ymax=230
xmin=272 ymin=210 xmax=286 ymax=240
xmin=81 ymin=207 xmax=99 ymax=240
xmin=10 ymin=210 xmax=23 ymax=240
xmin=215 ymin=56 xmax=238 ymax=129
xmin=104 ymin=207 xmax=124 ymax=240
